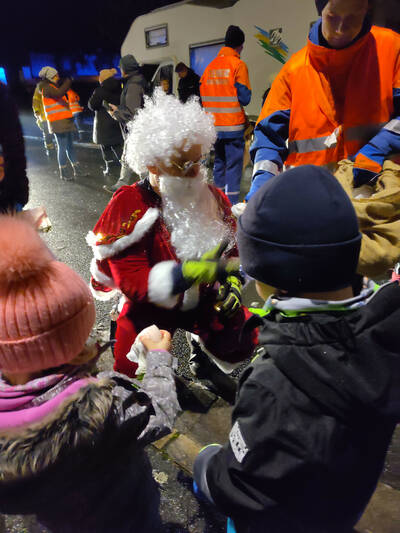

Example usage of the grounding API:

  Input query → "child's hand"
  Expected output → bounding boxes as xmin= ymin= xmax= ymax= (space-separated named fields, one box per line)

xmin=140 ymin=330 xmax=172 ymax=352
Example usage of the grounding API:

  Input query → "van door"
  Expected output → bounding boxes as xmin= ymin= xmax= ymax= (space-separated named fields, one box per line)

xmin=151 ymin=60 xmax=177 ymax=95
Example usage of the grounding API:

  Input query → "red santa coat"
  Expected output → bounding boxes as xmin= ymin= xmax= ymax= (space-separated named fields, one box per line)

xmin=87 ymin=180 xmax=256 ymax=376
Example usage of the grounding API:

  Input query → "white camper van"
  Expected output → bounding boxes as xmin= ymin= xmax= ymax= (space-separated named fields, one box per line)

xmin=121 ymin=0 xmax=318 ymax=119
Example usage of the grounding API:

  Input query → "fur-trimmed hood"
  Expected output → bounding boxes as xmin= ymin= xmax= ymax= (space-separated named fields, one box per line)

xmin=0 ymin=351 xmax=179 ymax=533
xmin=0 ymin=380 xmax=114 ymax=482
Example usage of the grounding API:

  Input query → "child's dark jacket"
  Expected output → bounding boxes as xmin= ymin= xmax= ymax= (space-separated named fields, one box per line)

xmin=196 ymin=282 xmax=400 ymax=533
xmin=0 ymin=350 xmax=179 ymax=533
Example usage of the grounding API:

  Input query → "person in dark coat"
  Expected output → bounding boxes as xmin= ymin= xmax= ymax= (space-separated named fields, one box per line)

xmin=194 ymin=165 xmax=400 ymax=533
xmin=0 ymin=82 xmax=28 ymax=212
xmin=104 ymin=54 xmax=147 ymax=193
xmin=88 ymin=68 xmax=124 ymax=178
xmin=0 ymin=214 xmax=180 ymax=533
xmin=175 ymin=62 xmax=200 ymax=103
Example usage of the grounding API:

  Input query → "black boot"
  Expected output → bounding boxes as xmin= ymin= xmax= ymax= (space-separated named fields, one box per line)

xmin=186 ymin=333 xmax=238 ymax=405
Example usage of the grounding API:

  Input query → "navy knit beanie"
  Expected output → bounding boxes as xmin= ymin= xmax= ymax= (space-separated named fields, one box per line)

xmin=237 ymin=166 xmax=362 ymax=293
xmin=316 ymin=0 xmax=371 ymax=16
xmin=225 ymin=25 xmax=245 ymax=48
xmin=315 ymin=0 xmax=329 ymax=14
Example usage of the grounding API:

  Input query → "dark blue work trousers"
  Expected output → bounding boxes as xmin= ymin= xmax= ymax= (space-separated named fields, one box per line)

xmin=213 ymin=137 xmax=245 ymax=205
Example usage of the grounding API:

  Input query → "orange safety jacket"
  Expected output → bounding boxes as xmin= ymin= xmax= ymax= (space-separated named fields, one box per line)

xmin=200 ymin=47 xmax=251 ymax=138
xmin=42 ymin=83 xmax=73 ymax=122
xmin=67 ymin=89 xmax=84 ymax=115
xmin=257 ymin=25 xmax=400 ymax=168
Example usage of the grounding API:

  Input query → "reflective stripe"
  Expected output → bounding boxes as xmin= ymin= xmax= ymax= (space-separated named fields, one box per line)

xmin=289 ymin=122 xmax=391 ymax=155
xmin=46 ymin=108 xmax=70 ymax=116
xmin=345 ymin=123 xmax=386 ymax=141
xmin=385 ymin=119 xmax=400 ymax=134
xmin=205 ymin=107 xmax=242 ymax=113
xmin=253 ymin=160 xmax=279 ymax=176
xmin=209 ymin=69 xmax=230 ymax=78
xmin=201 ymin=96 xmax=238 ymax=102
xmin=206 ymin=79 xmax=229 ymax=85
xmin=288 ymin=136 xmax=330 ymax=154
xmin=44 ymin=103 xmax=61 ymax=110
xmin=215 ymin=124 xmax=245 ymax=132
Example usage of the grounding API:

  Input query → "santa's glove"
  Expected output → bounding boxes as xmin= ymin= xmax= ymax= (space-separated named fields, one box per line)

xmin=172 ymin=240 xmax=240 ymax=294
xmin=214 ymin=274 xmax=243 ymax=318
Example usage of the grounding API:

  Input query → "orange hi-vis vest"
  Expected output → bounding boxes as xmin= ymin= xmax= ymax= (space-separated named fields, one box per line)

xmin=259 ymin=26 xmax=400 ymax=167
xmin=67 ymin=89 xmax=84 ymax=115
xmin=42 ymin=83 xmax=73 ymax=122
xmin=200 ymin=47 xmax=249 ymax=135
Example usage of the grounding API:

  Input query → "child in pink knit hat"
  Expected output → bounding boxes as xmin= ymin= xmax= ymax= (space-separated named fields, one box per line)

xmin=0 ymin=215 xmax=179 ymax=533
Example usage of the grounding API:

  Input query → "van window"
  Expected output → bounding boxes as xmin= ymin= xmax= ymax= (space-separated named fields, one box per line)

xmin=190 ymin=41 xmax=224 ymax=77
xmin=145 ymin=25 xmax=168 ymax=48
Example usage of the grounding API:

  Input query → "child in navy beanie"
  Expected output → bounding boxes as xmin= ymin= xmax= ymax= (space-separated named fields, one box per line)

xmin=193 ymin=165 xmax=400 ymax=533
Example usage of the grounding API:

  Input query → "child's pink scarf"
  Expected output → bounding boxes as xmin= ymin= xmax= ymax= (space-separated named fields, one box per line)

xmin=0 ymin=367 xmax=96 ymax=430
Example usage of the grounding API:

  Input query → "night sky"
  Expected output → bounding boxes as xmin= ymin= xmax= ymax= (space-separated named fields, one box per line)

xmin=1 ymin=0 xmax=177 ymax=65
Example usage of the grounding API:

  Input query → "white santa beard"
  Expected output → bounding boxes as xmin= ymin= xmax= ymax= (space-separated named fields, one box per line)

xmin=160 ymin=168 xmax=231 ymax=260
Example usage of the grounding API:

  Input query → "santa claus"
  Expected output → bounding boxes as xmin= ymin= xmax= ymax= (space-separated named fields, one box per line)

xmin=87 ymin=89 xmax=256 ymax=377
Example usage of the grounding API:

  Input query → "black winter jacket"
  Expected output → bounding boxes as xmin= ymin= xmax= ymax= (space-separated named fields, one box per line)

xmin=195 ymin=283 xmax=400 ymax=533
xmin=0 ymin=83 xmax=28 ymax=211
xmin=177 ymin=69 xmax=200 ymax=103
xmin=113 ymin=68 xmax=146 ymax=138
xmin=88 ymin=77 xmax=123 ymax=146
xmin=0 ymin=351 xmax=180 ymax=533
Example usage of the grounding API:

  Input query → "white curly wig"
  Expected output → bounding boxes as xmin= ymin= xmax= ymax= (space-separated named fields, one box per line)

xmin=124 ymin=88 xmax=216 ymax=174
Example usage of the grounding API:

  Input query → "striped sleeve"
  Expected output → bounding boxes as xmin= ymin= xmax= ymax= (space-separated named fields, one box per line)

xmin=354 ymin=87 xmax=400 ymax=185
xmin=235 ymin=60 xmax=252 ymax=107
xmin=246 ymin=68 xmax=291 ymax=201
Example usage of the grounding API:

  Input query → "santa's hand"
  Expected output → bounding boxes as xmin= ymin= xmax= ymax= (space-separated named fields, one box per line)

xmin=214 ymin=275 xmax=242 ymax=317
xmin=139 ymin=329 xmax=172 ymax=352
xmin=172 ymin=241 xmax=240 ymax=293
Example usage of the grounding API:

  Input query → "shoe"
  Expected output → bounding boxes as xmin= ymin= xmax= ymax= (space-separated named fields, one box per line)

xmin=72 ymin=163 xmax=88 ymax=177
xmin=59 ymin=166 xmax=73 ymax=181
xmin=60 ymin=172 xmax=73 ymax=181
xmin=103 ymin=180 xmax=128 ymax=194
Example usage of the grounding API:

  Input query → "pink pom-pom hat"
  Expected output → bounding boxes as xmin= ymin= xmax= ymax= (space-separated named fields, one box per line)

xmin=0 ymin=215 xmax=95 ymax=373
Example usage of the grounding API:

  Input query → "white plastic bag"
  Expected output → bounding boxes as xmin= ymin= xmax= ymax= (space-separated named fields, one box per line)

xmin=126 ymin=324 xmax=162 ymax=375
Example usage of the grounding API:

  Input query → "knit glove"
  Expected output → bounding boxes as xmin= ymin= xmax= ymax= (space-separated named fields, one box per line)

xmin=172 ymin=241 xmax=240 ymax=294
xmin=214 ymin=274 xmax=243 ymax=317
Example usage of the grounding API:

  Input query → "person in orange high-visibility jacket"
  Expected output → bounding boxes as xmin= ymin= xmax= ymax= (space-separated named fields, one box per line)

xmin=247 ymin=0 xmax=400 ymax=201
xmin=201 ymin=25 xmax=251 ymax=205
xmin=38 ymin=66 xmax=83 ymax=181
xmin=67 ymin=88 xmax=85 ymax=140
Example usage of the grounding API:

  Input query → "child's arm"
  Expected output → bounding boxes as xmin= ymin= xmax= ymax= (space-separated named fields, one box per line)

xmin=136 ymin=348 xmax=180 ymax=446
xmin=99 ymin=332 xmax=180 ymax=446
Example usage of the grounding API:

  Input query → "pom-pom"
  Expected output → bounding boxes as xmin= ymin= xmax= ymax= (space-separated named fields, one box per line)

xmin=0 ymin=215 xmax=53 ymax=283
xmin=125 ymin=87 xmax=216 ymax=175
